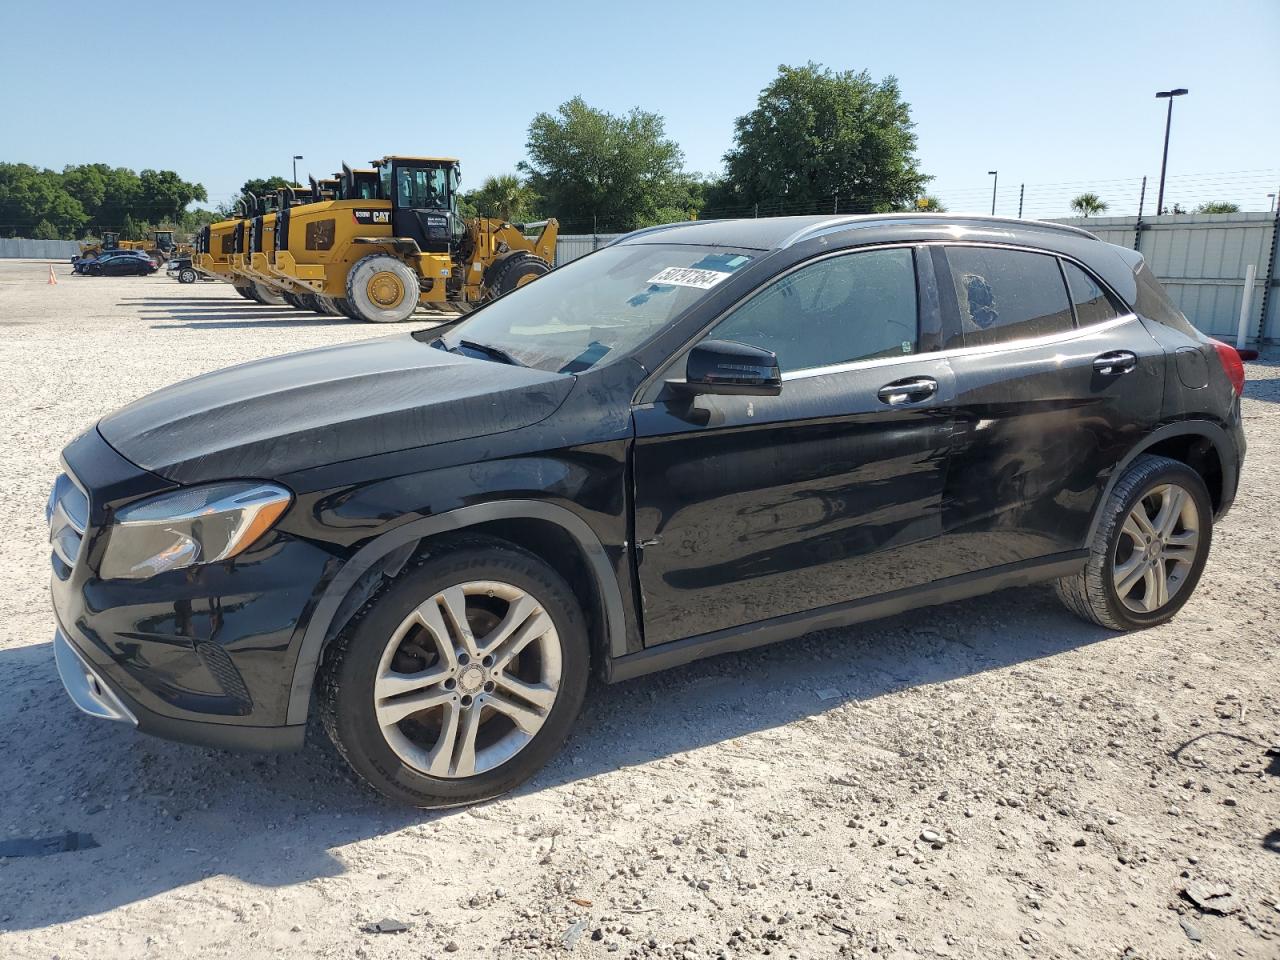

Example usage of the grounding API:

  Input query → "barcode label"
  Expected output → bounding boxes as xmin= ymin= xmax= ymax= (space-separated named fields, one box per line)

xmin=647 ymin=267 xmax=732 ymax=290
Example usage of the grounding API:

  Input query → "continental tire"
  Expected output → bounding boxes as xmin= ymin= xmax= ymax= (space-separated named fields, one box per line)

xmin=490 ymin=253 xmax=549 ymax=298
xmin=318 ymin=536 xmax=589 ymax=808
xmin=1055 ymin=455 xmax=1213 ymax=631
xmin=252 ymin=281 xmax=287 ymax=306
xmin=345 ymin=254 xmax=419 ymax=323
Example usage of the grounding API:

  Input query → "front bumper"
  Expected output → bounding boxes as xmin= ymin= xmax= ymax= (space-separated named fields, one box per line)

xmin=54 ymin=627 xmax=137 ymax=725
xmin=48 ymin=428 xmax=322 ymax=752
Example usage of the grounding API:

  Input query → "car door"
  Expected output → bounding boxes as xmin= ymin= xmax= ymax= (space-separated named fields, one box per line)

xmin=631 ymin=245 xmax=956 ymax=647
xmin=931 ymin=244 xmax=1164 ymax=577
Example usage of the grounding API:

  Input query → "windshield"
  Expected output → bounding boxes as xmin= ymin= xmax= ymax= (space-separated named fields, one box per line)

xmin=395 ymin=165 xmax=450 ymax=210
xmin=439 ymin=243 xmax=755 ymax=374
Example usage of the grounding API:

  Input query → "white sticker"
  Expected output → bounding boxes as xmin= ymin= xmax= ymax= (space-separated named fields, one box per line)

xmin=647 ymin=266 xmax=732 ymax=290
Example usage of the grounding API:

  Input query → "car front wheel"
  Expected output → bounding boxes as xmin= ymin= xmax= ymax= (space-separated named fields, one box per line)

xmin=1056 ymin=454 xmax=1212 ymax=630
xmin=319 ymin=537 xmax=589 ymax=807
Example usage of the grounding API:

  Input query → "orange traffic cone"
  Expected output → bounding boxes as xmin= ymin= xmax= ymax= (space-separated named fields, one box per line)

xmin=48 ymin=264 xmax=57 ymax=285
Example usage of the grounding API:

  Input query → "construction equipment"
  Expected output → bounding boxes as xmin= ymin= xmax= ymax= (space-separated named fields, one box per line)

xmin=112 ymin=230 xmax=180 ymax=262
xmin=271 ymin=155 xmax=558 ymax=323
xmin=77 ymin=231 xmax=120 ymax=260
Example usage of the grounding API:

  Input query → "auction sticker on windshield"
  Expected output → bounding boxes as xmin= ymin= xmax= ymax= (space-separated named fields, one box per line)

xmin=647 ymin=266 xmax=735 ymax=290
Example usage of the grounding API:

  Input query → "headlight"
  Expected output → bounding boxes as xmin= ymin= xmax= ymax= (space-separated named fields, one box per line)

xmin=99 ymin=482 xmax=292 ymax=580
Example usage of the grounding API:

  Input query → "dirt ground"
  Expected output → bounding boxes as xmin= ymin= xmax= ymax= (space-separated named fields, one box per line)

xmin=0 ymin=258 xmax=1276 ymax=960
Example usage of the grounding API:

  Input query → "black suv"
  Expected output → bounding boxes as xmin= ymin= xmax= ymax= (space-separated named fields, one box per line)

xmin=49 ymin=215 xmax=1246 ymax=806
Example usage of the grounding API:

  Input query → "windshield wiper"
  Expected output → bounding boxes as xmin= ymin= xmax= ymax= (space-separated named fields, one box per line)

xmin=458 ymin=339 xmax=525 ymax=367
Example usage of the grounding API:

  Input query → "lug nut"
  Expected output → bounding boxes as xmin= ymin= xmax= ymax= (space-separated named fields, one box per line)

xmin=482 ymin=655 xmax=494 ymax=668
xmin=458 ymin=653 xmax=470 ymax=666
xmin=460 ymin=694 xmax=473 ymax=707
xmin=484 ymin=680 xmax=496 ymax=692
xmin=444 ymin=678 xmax=456 ymax=690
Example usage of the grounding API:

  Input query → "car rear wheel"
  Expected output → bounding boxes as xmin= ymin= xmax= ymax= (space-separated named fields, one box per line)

xmin=179 ymin=267 xmax=197 ymax=284
xmin=1056 ymin=455 xmax=1212 ymax=630
xmin=319 ymin=537 xmax=589 ymax=807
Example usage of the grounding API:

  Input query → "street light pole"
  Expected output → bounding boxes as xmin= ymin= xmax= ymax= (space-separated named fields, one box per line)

xmin=988 ymin=171 xmax=998 ymax=216
xmin=292 ymin=154 xmax=304 ymax=188
xmin=1154 ymin=89 xmax=1188 ymax=216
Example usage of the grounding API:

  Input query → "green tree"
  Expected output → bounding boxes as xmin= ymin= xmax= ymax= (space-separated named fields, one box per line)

xmin=519 ymin=96 xmax=698 ymax=231
xmin=467 ymin=174 xmax=541 ymax=223
xmin=0 ymin=163 xmax=89 ymax=237
xmin=1194 ymin=201 xmax=1240 ymax=214
xmin=138 ymin=169 xmax=207 ymax=223
xmin=721 ymin=63 xmax=930 ymax=215
xmin=121 ymin=213 xmax=144 ymax=241
xmin=32 ymin=219 xmax=61 ymax=240
xmin=1070 ymin=192 xmax=1108 ymax=217
xmin=241 ymin=176 xmax=292 ymax=200
xmin=912 ymin=195 xmax=947 ymax=212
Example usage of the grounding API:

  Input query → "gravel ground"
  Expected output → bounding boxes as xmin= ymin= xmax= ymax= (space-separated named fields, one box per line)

xmin=0 ymin=259 xmax=1277 ymax=960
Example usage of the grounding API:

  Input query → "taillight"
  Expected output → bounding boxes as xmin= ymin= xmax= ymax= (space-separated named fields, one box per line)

xmin=1209 ymin=338 xmax=1246 ymax=395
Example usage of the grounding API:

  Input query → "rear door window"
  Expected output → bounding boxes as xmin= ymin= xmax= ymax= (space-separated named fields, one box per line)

xmin=1062 ymin=260 xmax=1124 ymax=327
xmin=944 ymin=246 xmax=1074 ymax=348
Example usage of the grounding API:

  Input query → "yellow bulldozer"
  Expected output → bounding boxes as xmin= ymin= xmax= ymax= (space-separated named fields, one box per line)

xmin=270 ymin=155 xmax=558 ymax=323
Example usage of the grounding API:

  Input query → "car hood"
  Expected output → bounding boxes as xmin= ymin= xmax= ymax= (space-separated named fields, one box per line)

xmin=98 ymin=333 xmax=574 ymax=484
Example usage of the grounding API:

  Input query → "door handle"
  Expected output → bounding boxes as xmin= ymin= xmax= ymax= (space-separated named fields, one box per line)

xmin=1093 ymin=351 xmax=1138 ymax=376
xmin=877 ymin=376 xmax=938 ymax=405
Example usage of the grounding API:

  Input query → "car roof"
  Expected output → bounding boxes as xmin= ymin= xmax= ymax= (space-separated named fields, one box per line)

xmin=612 ymin=214 xmax=1100 ymax=252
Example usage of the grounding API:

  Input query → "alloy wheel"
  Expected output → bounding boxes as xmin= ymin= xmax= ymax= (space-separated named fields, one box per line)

xmin=373 ymin=580 xmax=562 ymax=778
xmin=1112 ymin=482 xmax=1201 ymax=614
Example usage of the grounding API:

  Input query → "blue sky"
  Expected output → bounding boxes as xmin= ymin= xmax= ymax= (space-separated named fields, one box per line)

xmin=3 ymin=0 xmax=1277 ymax=219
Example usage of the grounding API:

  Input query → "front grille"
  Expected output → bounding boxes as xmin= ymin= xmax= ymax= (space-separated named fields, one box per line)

xmin=47 ymin=472 xmax=88 ymax=579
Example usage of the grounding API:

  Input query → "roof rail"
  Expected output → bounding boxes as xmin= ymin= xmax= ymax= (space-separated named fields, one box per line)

xmin=607 ymin=219 xmax=726 ymax=247
xmin=778 ymin=213 xmax=1100 ymax=249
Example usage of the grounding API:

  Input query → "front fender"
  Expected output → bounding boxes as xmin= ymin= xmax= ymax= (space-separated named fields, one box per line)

xmin=283 ymin=500 xmax=629 ymax=725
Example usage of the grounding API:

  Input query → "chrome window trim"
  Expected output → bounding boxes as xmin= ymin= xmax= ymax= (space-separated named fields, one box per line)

xmin=634 ymin=242 xmax=926 ymax=403
xmin=782 ymin=313 xmax=1137 ymax=382
xmin=634 ymin=237 xmax=1133 ymax=403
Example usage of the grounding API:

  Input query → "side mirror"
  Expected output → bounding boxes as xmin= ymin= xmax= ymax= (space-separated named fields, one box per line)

xmin=670 ymin=339 xmax=782 ymax=397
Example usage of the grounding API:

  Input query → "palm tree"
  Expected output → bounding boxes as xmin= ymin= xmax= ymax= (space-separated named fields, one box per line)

xmin=471 ymin=174 xmax=539 ymax=223
xmin=1070 ymin=193 xmax=1108 ymax=218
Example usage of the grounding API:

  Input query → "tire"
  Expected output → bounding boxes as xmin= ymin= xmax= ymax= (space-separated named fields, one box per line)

xmin=282 ymin=291 xmax=307 ymax=310
xmin=344 ymin=254 xmax=420 ymax=323
xmin=1056 ymin=454 xmax=1213 ymax=631
xmin=332 ymin=296 xmax=359 ymax=319
xmin=234 ymin=284 xmax=260 ymax=302
xmin=488 ymin=253 xmax=550 ymax=298
xmin=313 ymin=294 xmax=344 ymax=317
xmin=252 ymin=281 xmax=287 ymax=306
xmin=179 ymin=267 xmax=197 ymax=284
xmin=318 ymin=536 xmax=590 ymax=807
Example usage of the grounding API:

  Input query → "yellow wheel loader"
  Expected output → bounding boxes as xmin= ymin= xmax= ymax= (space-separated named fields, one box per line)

xmin=272 ymin=155 xmax=557 ymax=323
xmin=78 ymin=231 xmax=121 ymax=260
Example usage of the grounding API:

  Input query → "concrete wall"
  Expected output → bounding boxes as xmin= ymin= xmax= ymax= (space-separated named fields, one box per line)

xmin=0 ymin=237 xmax=83 ymax=260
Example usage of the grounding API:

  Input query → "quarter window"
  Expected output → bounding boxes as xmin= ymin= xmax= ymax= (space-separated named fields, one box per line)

xmin=944 ymin=247 xmax=1074 ymax=347
xmin=1062 ymin=260 xmax=1123 ymax=327
xmin=710 ymin=248 xmax=918 ymax=373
